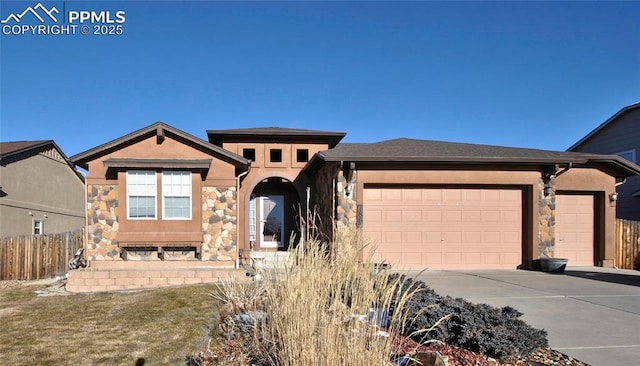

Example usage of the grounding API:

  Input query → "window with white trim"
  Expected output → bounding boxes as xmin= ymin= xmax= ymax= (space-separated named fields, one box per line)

xmin=615 ymin=149 xmax=636 ymax=164
xmin=33 ymin=220 xmax=43 ymax=235
xmin=127 ymin=171 xmax=157 ymax=219
xmin=162 ymin=171 xmax=192 ymax=219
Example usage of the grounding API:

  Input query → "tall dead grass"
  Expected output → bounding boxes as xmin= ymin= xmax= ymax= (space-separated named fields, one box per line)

xmin=211 ymin=228 xmax=424 ymax=365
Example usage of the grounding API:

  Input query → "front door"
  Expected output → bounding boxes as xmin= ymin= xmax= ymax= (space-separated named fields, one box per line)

xmin=260 ymin=195 xmax=284 ymax=248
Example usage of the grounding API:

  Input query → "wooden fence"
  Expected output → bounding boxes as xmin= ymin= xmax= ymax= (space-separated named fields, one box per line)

xmin=616 ymin=219 xmax=640 ymax=270
xmin=0 ymin=229 xmax=84 ymax=281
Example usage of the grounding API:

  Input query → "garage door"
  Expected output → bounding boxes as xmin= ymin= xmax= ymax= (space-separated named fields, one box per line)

xmin=555 ymin=194 xmax=594 ymax=266
xmin=363 ymin=187 xmax=522 ymax=269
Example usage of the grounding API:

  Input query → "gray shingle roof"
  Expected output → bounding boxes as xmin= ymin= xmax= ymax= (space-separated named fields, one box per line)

xmin=322 ymin=138 xmax=583 ymax=162
xmin=0 ymin=140 xmax=52 ymax=158
xmin=313 ymin=138 xmax=640 ymax=177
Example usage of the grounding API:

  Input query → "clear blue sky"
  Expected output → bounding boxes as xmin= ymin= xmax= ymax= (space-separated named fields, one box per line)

xmin=1 ymin=1 xmax=639 ymax=157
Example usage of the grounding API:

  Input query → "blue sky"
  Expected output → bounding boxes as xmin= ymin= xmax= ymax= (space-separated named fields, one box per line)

xmin=1 ymin=1 xmax=639 ymax=157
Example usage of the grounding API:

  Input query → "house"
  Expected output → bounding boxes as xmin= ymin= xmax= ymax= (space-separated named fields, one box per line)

xmin=567 ymin=102 xmax=640 ymax=220
xmin=0 ymin=140 xmax=85 ymax=237
xmin=69 ymin=122 xmax=640 ymax=274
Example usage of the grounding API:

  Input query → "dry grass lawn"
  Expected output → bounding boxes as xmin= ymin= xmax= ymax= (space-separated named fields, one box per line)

xmin=0 ymin=281 xmax=220 ymax=365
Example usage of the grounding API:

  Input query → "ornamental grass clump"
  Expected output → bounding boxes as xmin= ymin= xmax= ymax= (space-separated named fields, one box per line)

xmin=203 ymin=230 xmax=425 ymax=366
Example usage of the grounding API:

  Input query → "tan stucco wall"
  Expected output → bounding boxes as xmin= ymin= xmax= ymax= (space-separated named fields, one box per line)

xmin=83 ymin=135 xmax=240 ymax=263
xmin=232 ymin=142 xmax=327 ymax=252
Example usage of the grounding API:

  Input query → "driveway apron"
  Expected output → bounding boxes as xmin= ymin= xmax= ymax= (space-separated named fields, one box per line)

xmin=408 ymin=267 xmax=640 ymax=366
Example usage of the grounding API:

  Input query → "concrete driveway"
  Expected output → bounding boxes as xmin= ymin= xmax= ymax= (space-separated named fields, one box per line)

xmin=407 ymin=267 xmax=640 ymax=366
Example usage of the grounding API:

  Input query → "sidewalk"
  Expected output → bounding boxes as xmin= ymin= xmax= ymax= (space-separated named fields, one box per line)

xmin=408 ymin=267 xmax=640 ymax=366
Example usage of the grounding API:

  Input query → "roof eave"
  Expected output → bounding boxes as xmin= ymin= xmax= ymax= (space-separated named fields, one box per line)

xmin=70 ymin=122 xmax=250 ymax=170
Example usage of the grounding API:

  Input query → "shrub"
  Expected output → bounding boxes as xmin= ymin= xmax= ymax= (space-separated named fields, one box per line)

xmin=389 ymin=274 xmax=548 ymax=359
xmin=198 ymin=233 xmax=423 ymax=366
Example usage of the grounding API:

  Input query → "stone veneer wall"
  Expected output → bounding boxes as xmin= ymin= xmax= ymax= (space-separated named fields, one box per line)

xmin=202 ymin=187 xmax=237 ymax=261
xmin=335 ymin=171 xmax=357 ymax=231
xmin=538 ymin=176 xmax=556 ymax=258
xmin=86 ymin=185 xmax=120 ymax=261
xmin=308 ymin=162 xmax=340 ymax=242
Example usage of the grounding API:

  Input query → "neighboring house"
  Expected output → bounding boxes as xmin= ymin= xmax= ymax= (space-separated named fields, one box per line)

xmin=568 ymin=102 xmax=640 ymax=220
xmin=70 ymin=122 xmax=640 ymax=271
xmin=0 ymin=140 xmax=85 ymax=237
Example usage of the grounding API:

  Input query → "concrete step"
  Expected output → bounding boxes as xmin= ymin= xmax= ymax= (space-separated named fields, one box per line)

xmin=249 ymin=251 xmax=293 ymax=269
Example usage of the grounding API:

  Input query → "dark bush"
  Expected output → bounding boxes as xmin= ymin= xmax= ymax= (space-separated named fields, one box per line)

xmin=389 ymin=274 xmax=548 ymax=359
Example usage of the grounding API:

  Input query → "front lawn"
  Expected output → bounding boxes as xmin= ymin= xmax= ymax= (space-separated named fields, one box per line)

xmin=0 ymin=281 xmax=219 ymax=365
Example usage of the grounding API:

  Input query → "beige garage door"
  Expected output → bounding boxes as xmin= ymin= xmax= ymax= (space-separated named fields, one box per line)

xmin=363 ymin=187 xmax=522 ymax=270
xmin=555 ymin=194 xmax=594 ymax=266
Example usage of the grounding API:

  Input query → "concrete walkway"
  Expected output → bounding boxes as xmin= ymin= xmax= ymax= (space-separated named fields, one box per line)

xmin=407 ymin=267 xmax=640 ymax=366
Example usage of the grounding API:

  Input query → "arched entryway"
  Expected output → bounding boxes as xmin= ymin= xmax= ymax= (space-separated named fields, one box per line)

xmin=247 ymin=177 xmax=303 ymax=251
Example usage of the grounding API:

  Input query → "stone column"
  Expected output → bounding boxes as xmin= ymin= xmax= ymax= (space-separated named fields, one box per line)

xmin=538 ymin=175 xmax=555 ymax=258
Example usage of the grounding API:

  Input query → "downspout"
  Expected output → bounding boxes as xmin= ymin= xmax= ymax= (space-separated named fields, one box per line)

xmin=74 ymin=168 xmax=88 ymax=267
xmin=235 ymin=164 xmax=251 ymax=269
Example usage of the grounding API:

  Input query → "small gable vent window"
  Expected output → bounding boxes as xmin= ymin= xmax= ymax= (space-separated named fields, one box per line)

xmin=296 ymin=149 xmax=309 ymax=163
xmin=615 ymin=149 xmax=636 ymax=164
xmin=243 ymin=148 xmax=256 ymax=161
xmin=270 ymin=149 xmax=282 ymax=163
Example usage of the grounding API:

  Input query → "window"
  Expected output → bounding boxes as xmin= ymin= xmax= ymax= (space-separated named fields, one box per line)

xmin=270 ymin=149 xmax=282 ymax=163
xmin=296 ymin=149 xmax=309 ymax=162
xmin=615 ymin=149 xmax=636 ymax=164
xmin=127 ymin=171 xmax=156 ymax=219
xmin=243 ymin=148 xmax=256 ymax=161
xmin=249 ymin=195 xmax=256 ymax=242
xmin=162 ymin=171 xmax=192 ymax=219
xmin=33 ymin=220 xmax=43 ymax=235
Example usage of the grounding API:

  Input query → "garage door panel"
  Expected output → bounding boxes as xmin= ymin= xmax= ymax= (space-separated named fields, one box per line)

xmin=462 ymin=210 xmax=482 ymax=222
xmin=404 ymin=231 xmax=422 ymax=243
xmin=364 ymin=187 xmax=522 ymax=269
xmin=463 ymin=252 xmax=482 ymax=265
xmin=384 ymin=210 xmax=402 ymax=222
xmin=445 ymin=211 xmax=462 ymax=222
xmin=444 ymin=190 xmax=462 ymax=202
xmin=425 ymin=210 xmax=443 ymax=222
xmin=445 ymin=252 xmax=462 ymax=265
xmin=464 ymin=231 xmax=482 ymax=243
xmin=402 ymin=189 xmax=422 ymax=201
xmin=364 ymin=209 xmax=383 ymax=223
xmin=424 ymin=232 xmax=442 ymax=243
xmin=483 ymin=211 xmax=501 ymax=222
xmin=383 ymin=189 xmax=402 ymax=201
xmin=403 ymin=210 xmax=423 ymax=222
xmin=403 ymin=253 xmax=425 ymax=266
xmin=383 ymin=232 xmax=402 ymax=243
xmin=464 ymin=189 xmax=482 ymax=201
xmin=483 ymin=252 xmax=501 ymax=265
